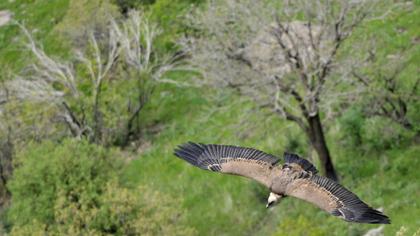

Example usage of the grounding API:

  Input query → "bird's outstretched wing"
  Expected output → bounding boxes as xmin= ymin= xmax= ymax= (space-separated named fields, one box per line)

xmin=174 ymin=142 xmax=280 ymax=188
xmin=285 ymin=174 xmax=390 ymax=224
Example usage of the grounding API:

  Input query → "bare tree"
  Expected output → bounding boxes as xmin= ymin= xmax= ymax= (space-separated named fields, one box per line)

xmin=6 ymin=10 xmax=182 ymax=146
xmin=114 ymin=11 xmax=186 ymax=144
xmin=183 ymin=0 xmax=388 ymax=180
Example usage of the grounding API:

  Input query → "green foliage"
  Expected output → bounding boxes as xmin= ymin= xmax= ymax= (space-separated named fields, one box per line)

xmin=273 ymin=215 xmax=328 ymax=236
xmin=338 ymin=106 xmax=414 ymax=152
xmin=148 ymin=0 xmax=206 ymax=51
xmin=342 ymin=4 xmax=420 ymax=137
xmin=10 ymin=182 xmax=196 ymax=235
xmin=1 ymin=98 xmax=67 ymax=144
xmin=7 ymin=139 xmax=122 ymax=226
xmin=0 ymin=0 xmax=70 ymax=72
xmin=361 ymin=118 xmax=407 ymax=151
xmin=54 ymin=0 xmax=120 ymax=45
xmin=339 ymin=107 xmax=365 ymax=147
xmin=7 ymin=139 xmax=195 ymax=235
xmin=111 ymin=0 xmax=207 ymax=51
xmin=151 ymin=0 xmax=206 ymax=26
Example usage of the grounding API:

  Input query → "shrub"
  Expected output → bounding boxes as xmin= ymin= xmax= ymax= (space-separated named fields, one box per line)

xmin=7 ymin=139 xmax=195 ymax=235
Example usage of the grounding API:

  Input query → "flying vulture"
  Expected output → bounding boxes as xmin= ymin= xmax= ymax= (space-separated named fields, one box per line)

xmin=174 ymin=142 xmax=390 ymax=224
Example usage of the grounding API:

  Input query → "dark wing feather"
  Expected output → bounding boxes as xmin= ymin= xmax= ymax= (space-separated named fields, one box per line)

xmin=174 ymin=142 xmax=280 ymax=187
xmin=285 ymin=175 xmax=390 ymax=224
xmin=284 ymin=152 xmax=318 ymax=174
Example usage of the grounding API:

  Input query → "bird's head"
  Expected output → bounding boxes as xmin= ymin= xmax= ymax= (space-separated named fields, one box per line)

xmin=266 ymin=192 xmax=283 ymax=208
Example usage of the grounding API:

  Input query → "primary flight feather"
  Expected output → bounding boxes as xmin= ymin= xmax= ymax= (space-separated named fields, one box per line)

xmin=174 ymin=142 xmax=390 ymax=224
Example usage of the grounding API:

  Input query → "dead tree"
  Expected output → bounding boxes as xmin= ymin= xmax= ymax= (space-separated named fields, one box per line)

xmin=7 ymin=11 xmax=182 ymax=146
xmin=183 ymin=0 xmax=386 ymax=180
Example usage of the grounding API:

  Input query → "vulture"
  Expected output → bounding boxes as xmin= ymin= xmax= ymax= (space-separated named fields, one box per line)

xmin=174 ymin=142 xmax=390 ymax=224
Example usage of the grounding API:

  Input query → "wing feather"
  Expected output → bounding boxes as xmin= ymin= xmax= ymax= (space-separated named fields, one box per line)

xmin=174 ymin=142 xmax=279 ymax=187
xmin=284 ymin=152 xmax=318 ymax=174
xmin=285 ymin=175 xmax=390 ymax=224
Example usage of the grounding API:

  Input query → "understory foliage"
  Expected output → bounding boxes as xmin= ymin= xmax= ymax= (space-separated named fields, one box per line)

xmin=7 ymin=139 xmax=195 ymax=235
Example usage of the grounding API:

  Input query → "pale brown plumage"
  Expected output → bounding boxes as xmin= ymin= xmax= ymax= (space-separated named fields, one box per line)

xmin=174 ymin=142 xmax=390 ymax=224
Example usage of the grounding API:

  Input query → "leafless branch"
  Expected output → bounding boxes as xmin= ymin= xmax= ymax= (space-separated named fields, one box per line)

xmin=18 ymin=23 xmax=79 ymax=97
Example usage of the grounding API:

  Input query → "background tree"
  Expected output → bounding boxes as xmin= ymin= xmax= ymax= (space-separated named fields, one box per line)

xmin=182 ymin=0 xmax=391 ymax=180
xmin=4 ymin=10 xmax=183 ymax=146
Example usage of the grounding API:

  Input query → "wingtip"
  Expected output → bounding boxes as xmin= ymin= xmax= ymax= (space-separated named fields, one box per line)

xmin=333 ymin=207 xmax=391 ymax=224
xmin=173 ymin=142 xmax=206 ymax=168
xmin=358 ymin=209 xmax=391 ymax=224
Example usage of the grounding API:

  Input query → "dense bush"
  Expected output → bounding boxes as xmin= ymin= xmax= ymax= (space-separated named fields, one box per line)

xmin=7 ymin=139 xmax=195 ymax=235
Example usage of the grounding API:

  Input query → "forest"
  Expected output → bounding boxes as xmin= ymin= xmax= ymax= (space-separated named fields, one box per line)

xmin=0 ymin=0 xmax=419 ymax=235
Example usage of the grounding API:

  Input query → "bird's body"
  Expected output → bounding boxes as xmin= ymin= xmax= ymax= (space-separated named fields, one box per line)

xmin=174 ymin=142 xmax=390 ymax=224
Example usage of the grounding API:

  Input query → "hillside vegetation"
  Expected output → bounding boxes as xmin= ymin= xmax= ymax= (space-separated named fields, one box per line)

xmin=0 ymin=0 xmax=419 ymax=235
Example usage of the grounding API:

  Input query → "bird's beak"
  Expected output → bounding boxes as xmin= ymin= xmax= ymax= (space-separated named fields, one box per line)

xmin=266 ymin=204 xmax=270 ymax=208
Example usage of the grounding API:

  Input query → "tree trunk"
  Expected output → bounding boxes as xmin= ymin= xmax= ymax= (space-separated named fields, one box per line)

xmin=306 ymin=114 xmax=338 ymax=181
xmin=0 ymin=138 xmax=13 ymax=208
